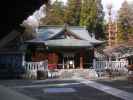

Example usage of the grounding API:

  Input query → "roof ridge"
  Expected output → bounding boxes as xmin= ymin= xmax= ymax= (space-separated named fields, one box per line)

xmin=39 ymin=25 xmax=63 ymax=28
xmin=39 ymin=25 xmax=87 ymax=29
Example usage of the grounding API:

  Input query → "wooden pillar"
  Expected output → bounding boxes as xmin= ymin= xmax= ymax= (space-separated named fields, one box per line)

xmin=80 ymin=54 xmax=83 ymax=69
xmin=93 ymin=59 xmax=96 ymax=69
xmin=62 ymin=56 xmax=65 ymax=69
xmin=67 ymin=63 xmax=69 ymax=69
xmin=73 ymin=60 xmax=75 ymax=69
xmin=73 ymin=56 xmax=75 ymax=69
xmin=67 ymin=56 xmax=69 ymax=69
xmin=22 ymin=52 xmax=25 ymax=66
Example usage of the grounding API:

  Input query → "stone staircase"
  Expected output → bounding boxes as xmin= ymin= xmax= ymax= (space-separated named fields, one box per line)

xmin=59 ymin=69 xmax=98 ymax=79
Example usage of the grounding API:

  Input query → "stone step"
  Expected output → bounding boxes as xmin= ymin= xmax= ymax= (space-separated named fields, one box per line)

xmin=59 ymin=69 xmax=98 ymax=79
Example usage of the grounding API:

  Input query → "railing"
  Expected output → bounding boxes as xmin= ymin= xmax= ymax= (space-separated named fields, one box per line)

xmin=93 ymin=60 xmax=128 ymax=73
xmin=23 ymin=60 xmax=48 ymax=79
xmin=24 ymin=60 xmax=48 ymax=71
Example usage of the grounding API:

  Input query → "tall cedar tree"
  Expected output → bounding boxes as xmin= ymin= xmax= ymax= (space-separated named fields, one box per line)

xmin=80 ymin=0 xmax=105 ymax=39
xmin=117 ymin=1 xmax=133 ymax=42
xmin=40 ymin=0 xmax=64 ymax=25
xmin=64 ymin=0 xmax=81 ymax=26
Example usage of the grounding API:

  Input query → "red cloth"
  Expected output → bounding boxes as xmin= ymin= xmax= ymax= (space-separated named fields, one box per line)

xmin=48 ymin=64 xmax=57 ymax=70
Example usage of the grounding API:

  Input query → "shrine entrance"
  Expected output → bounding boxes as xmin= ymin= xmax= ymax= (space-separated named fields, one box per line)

xmin=62 ymin=52 xmax=75 ymax=69
xmin=61 ymin=51 xmax=84 ymax=69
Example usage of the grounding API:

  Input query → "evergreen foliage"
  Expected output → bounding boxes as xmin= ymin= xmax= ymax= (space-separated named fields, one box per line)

xmin=117 ymin=1 xmax=133 ymax=42
xmin=41 ymin=0 xmax=105 ymax=39
xmin=40 ymin=0 xmax=65 ymax=25
xmin=80 ymin=0 xmax=105 ymax=39
xmin=64 ymin=0 xmax=81 ymax=26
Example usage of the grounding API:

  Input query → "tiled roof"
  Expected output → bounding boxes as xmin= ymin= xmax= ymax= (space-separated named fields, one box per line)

xmin=69 ymin=27 xmax=91 ymax=40
xmin=39 ymin=26 xmax=104 ymax=42
xmin=104 ymin=42 xmax=133 ymax=57
xmin=26 ymin=25 xmax=104 ymax=47
xmin=27 ymin=39 xmax=92 ymax=47
xmin=119 ymin=53 xmax=133 ymax=58
xmin=37 ymin=26 xmax=63 ymax=40
xmin=45 ymin=39 xmax=92 ymax=47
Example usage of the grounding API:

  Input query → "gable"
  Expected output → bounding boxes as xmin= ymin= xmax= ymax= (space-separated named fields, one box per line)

xmin=37 ymin=26 xmax=92 ymax=41
xmin=50 ymin=29 xmax=83 ymax=40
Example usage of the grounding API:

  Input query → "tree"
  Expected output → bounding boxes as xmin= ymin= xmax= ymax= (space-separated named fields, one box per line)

xmin=64 ymin=0 xmax=81 ymax=26
xmin=80 ymin=0 xmax=105 ymax=39
xmin=117 ymin=1 xmax=133 ymax=42
xmin=40 ymin=0 xmax=65 ymax=25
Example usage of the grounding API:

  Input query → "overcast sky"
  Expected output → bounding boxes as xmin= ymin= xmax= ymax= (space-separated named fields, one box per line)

xmin=102 ymin=0 xmax=133 ymax=20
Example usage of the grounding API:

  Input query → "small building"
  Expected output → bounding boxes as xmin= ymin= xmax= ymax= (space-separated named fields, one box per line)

xmin=25 ymin=25 xmax=104 ymax=69
xmin=104 ymin=41 xmax=133 ymax=71
xmin=0 ymin=30 xmax=25 ymax=78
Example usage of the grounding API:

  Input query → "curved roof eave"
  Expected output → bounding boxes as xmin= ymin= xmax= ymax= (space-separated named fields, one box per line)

xmin=90 ymin=39 xmax=106 ymax=45
xmin=44 ymin=39 xmax=93 ymax=47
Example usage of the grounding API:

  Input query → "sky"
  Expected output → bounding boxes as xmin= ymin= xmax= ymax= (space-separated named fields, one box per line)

xmin=102 ymin=0 xmax=133 ymax=20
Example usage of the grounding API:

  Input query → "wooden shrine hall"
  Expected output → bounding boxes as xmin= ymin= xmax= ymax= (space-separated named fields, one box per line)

xmin=25 ymin=25 xmax=104 ymax=69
